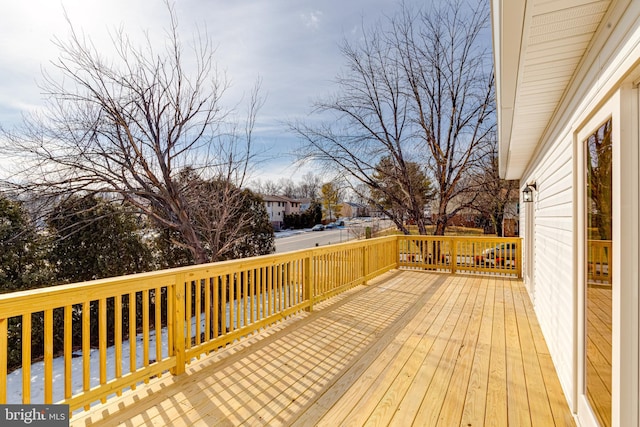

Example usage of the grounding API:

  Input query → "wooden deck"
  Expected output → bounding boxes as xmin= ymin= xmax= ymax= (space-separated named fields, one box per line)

xmin=73 ymin=270 xmax=575 ymax=426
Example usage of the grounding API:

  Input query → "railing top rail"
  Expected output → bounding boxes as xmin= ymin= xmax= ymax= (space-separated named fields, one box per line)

xmin=0 ymin=235 xmax=398 ymax=316
xmin=0 ymin=235 xmax=518 ymax=313
xmin=398 ymin=235 xmax=522 ymax=242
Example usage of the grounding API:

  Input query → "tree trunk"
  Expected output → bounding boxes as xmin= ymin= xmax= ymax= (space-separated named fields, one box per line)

xmin=435 ymin=216 xmax=447 ymax=236
xmin=434 ymin=201 xmax=448 ymax=235
xmin=492 ymin=213 xmax=504 ymax=237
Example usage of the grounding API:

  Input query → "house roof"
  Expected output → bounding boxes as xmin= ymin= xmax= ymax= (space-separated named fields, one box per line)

xmin=342 ymin=202 xmax=366 ymax=208
xmin=492 ymin=0 xmax=612 ymax=179
xmin=261 ymin=194 xmax=293 ymax=203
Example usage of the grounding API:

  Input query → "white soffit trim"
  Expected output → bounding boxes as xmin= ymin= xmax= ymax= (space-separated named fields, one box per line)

xmin=494 ymin=0 xmax=612 ymax=180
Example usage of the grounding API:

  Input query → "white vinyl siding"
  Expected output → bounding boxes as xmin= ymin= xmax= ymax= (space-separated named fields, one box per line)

xmin=521 ymin=132 xmax=575 ymax=405
xmin=497 ymin=1 xmax=640 ymax=424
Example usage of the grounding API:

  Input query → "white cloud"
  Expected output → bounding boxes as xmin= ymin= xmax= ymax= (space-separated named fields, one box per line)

xmin=0 ymin=0 xmax=421 ymax=181
xmin=301 ymin=10 xmax=324 ymax=30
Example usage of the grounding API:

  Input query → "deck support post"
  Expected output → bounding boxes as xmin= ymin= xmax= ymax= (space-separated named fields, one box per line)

xmin=171 ymin=273 xmax=186 ymax=375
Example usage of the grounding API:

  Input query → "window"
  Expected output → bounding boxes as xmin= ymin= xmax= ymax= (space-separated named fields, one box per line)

xmin=584 ymin=118 xmax=612 ymax=427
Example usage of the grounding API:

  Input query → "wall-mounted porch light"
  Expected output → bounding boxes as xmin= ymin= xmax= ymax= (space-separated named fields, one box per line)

xmin=522 ymin=182 xmax=537 ymax=203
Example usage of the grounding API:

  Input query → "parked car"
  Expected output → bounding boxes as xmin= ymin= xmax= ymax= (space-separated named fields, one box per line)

xmin=476 ymin=243 xmax=516 ymax=267
xmin=325 ymin=222 xmax=336 ymax=229
xmin=311 ymin=224 xmax=325 ymax=231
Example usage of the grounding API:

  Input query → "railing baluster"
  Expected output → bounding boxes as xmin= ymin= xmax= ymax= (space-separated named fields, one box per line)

xmin=221 ymin=275 xmax=227 ymax=335
xmin=195 ymin=280 xmax=201 ymax=348
xmin=0 ymin=317 xmax=6 ymax=404
xmin=288 ymin=262 xmax=292 ymax=308
xmin=82 ymin=301 xmax=90 ymax=410
xmin=64 ymin=305 xmax=72 ymax=400
xmin=143 ymin=290 xmax=149 ymax=378
xmin=115 ymin=295 xmax=122 ymax=395
xmin=283 ymin=264 xmax=289 ymax=310
xmin=22 ymin=313 xmax=31 ymax=404
xmin=229 ymin=274 xmax=235 ymax=332
xmin=155 ymin=287 xmax=162 ymax=372
xmin=205 ymin=279 xmax=211 ymax=342
xmin=292 ymin=261 xmax=296 ymax=306
xmin=304 ymin=255 xmax=313 ymax=312
xmin=250 ymin=269 xmax=255 ymax=324
xmin=261 ymin=267 xmax=266 ymax=320
xmin=99 ymin=298 xmax=107 ymax=401
xmin=267 ymin=266 xmax=272 ymax=317
xmin=363 ymin=245 xmax=369 ymax=283
xmin=213 ymin=276 xmax=219 ymax=338
xmin=243 ymin=270 xmax=248 ymax=327
xmin=129 ymin=292 xmax=137 ymax=387
xmin=168 ymin=286 xmax=174 ymax=359
xmin=294 ymin=261 xmax=300 ymax=305
xmin=44 ymin=309 xmax=53 ymax=404
xmin=342 ymin=250 xmax=346 ymax=285
xmin=279 ymin=264 xmax=284 ymax=312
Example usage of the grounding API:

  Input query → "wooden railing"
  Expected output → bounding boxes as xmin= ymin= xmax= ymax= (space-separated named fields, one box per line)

xmin=588 ymin=239 xmax=612 ymax=285
xmin=0 ymin=235 xmax=518 ymax=416
xmin=397 ymin=235 xmax=522 ymax=278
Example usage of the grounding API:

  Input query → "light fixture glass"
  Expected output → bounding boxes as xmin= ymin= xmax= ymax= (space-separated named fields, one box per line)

xmin=522 ymin=183 xmax=536 ymax=202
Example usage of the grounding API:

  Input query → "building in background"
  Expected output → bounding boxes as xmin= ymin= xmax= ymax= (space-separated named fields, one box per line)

xmin=340 ymin=202 xmax=369 ymax=219
xmin=262 ymin=195 xmax=301 ymax=230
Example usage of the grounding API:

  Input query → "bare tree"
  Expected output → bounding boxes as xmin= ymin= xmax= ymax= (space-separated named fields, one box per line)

xmin=250 ymin=179 xmax=282 ymax=196
xmin=470 ymin=145 xmax=519 ymax=237
xmin=250 ymin=172 xmax=321 ymax=200
xmin=297 ymin=172 xmax=322 ymax=200
xmin=0 ymin=3 xmax=263 ymax=264
xmin=277 ymin=178 xmax=297 ymax=198
xmin=292 ymin=0 xmax=494 ymax=235
xmin=177 ymin=169 xmax=274 ymax=261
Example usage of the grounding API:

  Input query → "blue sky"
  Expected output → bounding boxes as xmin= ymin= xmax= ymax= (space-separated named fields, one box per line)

xmin=0 ymin=0 xmax=445 ymax=183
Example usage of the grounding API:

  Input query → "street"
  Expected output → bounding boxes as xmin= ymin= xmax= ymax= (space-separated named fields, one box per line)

xmin=274 ymin=219 xmax=393 ymax=253
xmin=274 ymin=227 xmax=354 ymax=253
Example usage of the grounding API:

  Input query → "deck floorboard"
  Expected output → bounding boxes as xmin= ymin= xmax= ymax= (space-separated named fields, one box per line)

xmin=72 ymin=270 xmax=575 ymax=427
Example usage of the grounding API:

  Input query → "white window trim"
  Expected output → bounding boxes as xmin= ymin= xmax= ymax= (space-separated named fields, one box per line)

xmin=574 ymin=86 xmax=639 ymax=427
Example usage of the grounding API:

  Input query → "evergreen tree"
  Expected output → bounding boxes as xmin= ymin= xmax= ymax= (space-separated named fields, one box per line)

xmin=0 ymin=197 xmax=50 ymax=293
xmin=47 ymin=195 xmax=153 ymax=282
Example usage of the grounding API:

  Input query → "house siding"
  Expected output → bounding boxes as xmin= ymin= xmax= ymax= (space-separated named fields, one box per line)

xmin=522 ymin=132 xmax=575 ymax=405
xmin=515 ymin=2 xmax=640 ymax=424
xmin=496 ymin=0 xmax=640 ymax=423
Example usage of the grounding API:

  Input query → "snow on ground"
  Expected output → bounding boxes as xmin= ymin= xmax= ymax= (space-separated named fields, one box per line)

xmin=7 ymin=325 xmax=170 ymax=405
xmin=7 ymin=294 xmax=277 ymax=406
xmin=274 ymin=229 xmax=307 ymax=238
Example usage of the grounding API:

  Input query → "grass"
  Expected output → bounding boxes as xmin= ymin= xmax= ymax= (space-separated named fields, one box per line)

xmin=375 ymin=225 xmax=493 ymax=237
